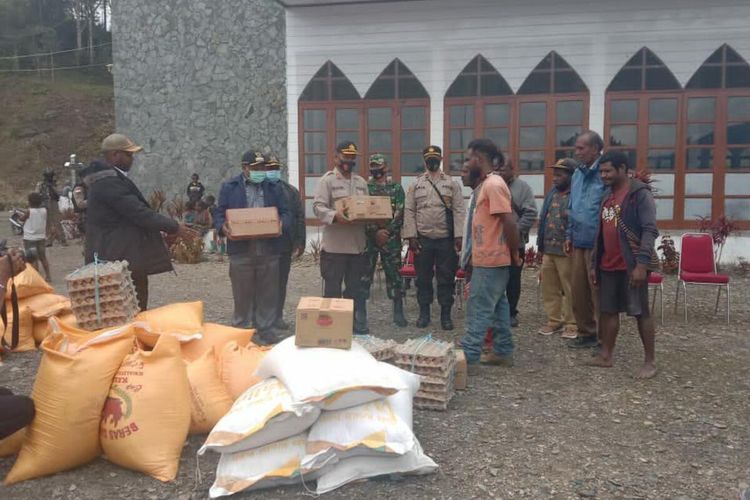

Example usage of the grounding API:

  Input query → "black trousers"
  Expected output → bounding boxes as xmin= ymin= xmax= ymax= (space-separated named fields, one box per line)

xmin=132 ymin=272 xmax=149 ymax=312
xmin=415 ymin=236 xmax=457 ymax=308
xmin=277 ymin=251 xmax=292 ymax=322
xmin=507 ymin=247 xmax=526 ymax=318
xmin=0 ymin=388 xmax=35 ymax=439
xmin=320 ymin=251 xmax=369 ymax=302
xmin=229 ymin=253 xmax=280 ymax=335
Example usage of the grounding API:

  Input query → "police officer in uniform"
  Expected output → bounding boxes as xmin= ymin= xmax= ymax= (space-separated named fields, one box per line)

xmin=403 ymin=145 xmax=466 ymax=330
xmin=365 ymin=153 xmax=407 ymax=327
xmin=313 ymin=141 xmax=371 ymax=335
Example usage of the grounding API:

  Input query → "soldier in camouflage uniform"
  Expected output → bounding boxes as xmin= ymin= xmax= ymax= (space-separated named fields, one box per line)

xmin=365 ymin=154 xmax=407 ymax=327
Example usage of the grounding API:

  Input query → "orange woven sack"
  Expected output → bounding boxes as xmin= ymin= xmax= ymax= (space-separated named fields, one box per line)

xmin=218 ymin=341 xmax=271 ymax=400
xmin=180 ymin=323 xmax=255 ymax=362
xmin=186 ymin=347 xmax=234 ymax=435
xmin=20 ymin=293 xmax=71 ymax=320
xmin=3 ymin=305 xmax=35 ymax=352
xmin=4 ymin=323 xmax=134 ymax=484
xmin=6 ymin=266 xmax=53 ymax=300
xmin=100 ymin=333 xmax=191 ymax=482
xmin=135 ymin=301 xmax=203 ymax=338
xmin=0 ymin=429 xmax=25 ymax=457
xmin=32 ymin=313 xmax=77 ymax=345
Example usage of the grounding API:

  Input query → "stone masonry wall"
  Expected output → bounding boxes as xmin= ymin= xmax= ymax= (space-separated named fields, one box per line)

xmin=111 ymin=0 xmax=286 ymax=198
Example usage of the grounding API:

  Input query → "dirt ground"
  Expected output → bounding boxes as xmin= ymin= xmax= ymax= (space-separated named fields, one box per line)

xmin=1 ymin=228 xmax=749 ymax=500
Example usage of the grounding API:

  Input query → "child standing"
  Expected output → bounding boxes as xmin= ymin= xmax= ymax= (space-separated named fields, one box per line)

xmin=22 ymin=192 xmax=51 ymax=281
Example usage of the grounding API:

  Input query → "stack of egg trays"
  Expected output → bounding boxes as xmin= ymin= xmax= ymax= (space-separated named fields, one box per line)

xmin=65 ymin=260 xmax=139 ymax=330
xmin=353 ymin=335 xmax=398 ymax=361
xmin=393 ymin=337 xmax=456 ymax=411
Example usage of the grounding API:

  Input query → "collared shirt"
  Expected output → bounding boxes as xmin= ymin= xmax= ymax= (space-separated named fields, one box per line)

xmin=114 ymin=167 xmax=128 ymax=177
xmin=542 ymin=189 xmax=570 ymax=256
xmin=403 ymin=171 xmax=466 ymax=240
xmin=567 ymin=156 xmax=605 ymax=249
xmin=244 ymin=176 xmax=271 ymax=256
xmin=313 ymin=167 xmax=369 ymax=254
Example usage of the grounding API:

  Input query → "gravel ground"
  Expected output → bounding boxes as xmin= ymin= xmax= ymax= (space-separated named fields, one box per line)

xmin=1 ymin=231 xmax=749 ymax=500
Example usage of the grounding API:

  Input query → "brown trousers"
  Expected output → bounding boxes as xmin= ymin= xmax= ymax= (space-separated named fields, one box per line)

xmin=571 ymin=248 xmax=598 ymax=336
xmin=541 ymin=254 xmax=575 ymax=328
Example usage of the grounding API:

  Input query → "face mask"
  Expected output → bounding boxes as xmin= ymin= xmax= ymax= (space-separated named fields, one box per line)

xmin=340 ymin=160 xmax=356 ymax=172
xmin=426 ymin=159 xmax=441 ymax=171
xmin=370 ymin=168 xmax=385 ymax=179
xmin=249 ymin=171 xmax=266 ymax=184
xmin=266 ymin=170 xmax=280 ymax=183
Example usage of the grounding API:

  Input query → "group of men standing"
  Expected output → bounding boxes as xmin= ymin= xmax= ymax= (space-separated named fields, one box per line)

xmin=82 ymin=127 xmax=658 ymax=378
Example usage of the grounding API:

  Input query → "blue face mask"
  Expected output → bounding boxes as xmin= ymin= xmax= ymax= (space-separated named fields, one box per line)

xmin=249 ymin=171 xmax=266 ymax=184
xmin=266 ymin=170 xmax=281 ymax=183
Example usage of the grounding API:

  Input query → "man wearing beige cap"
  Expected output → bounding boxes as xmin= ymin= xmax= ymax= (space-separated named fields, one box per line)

xmin=83 ymin=133 xmax=194 ymax=310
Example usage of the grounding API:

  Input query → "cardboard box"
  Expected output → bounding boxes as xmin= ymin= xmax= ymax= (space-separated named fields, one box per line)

xmin=334 ymin=196 xmax=393 ymax=223
xmin=295 ymin=297 xmax=353 ymax=349
xmin=454 ymin=349 xmax=467 ymax=391
xmin=226 ymin=207 xmax=281 ymax=240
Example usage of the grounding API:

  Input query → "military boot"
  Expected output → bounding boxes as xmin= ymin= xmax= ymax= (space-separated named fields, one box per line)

xmin=354 ymin=299 xmax=369 ymax=335
xmin=392 ymin=295 xmax=407 ymax=327
xmin=440 ymin=306 xmax=454 ymax=331
xmin=416 ymin=303 xmax=430 ymax=328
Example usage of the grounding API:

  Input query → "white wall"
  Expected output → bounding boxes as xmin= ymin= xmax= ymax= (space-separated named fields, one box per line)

xmin=286 ymin=0 xmax=750 ymax=190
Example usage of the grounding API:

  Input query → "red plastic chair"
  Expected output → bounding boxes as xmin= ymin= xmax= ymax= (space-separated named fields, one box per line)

xmin=399 ymin=248 xmax=417 ymax=302
xmin=674 ymin=233 xmax=730 ymax=323
xmin=648 ymin=272 xmax=664 ymax=325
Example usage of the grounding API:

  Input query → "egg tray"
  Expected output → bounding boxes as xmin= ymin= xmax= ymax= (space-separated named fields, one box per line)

xmin=66 ymin=277 xmax=134 ymax=294
xmin=69 ymin=289 xmax=137 ymax=307
xmin=354 ymin=335 xmax=397 ymax=361
xmin=414 ymin=394 xmax=453 ymax=411
xmin=68 ymin=279 xmax=135 ymax=297
xmin=72 ymin=305 xmax=138 ymax=321
xmin=393 ymin=338 xmax=454 ymax=370
xmin=77 ymin=317 xmax=131 ymax=331
xmin=65 ymin=261 xmax=134 ymax=291
xmin=419 ymin=371 xmax=456 ymax=394
xmin=394 ymin=353 xmax=456 ymax=378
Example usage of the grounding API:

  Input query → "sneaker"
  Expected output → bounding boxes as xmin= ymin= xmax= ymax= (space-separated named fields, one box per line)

xmin=561 ymin=326 xmax=578 ymax=339
xmin=538 ymin=325 xmax=562 ymax=336
xmin=480 ymin=352 xmax=514 ymax=367
xmin=567 ymin=334 xmax=598 ymax=349
xmin=510 ymin=316 xmax=519 ymax=328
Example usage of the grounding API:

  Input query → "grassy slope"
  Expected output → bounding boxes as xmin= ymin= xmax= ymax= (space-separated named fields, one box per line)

xmin=0 ymin=71 xmax=114 ymax=207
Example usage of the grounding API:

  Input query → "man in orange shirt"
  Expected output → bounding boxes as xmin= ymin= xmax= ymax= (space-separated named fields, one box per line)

xmin=459 ymin=139 xmax=521 ymax=367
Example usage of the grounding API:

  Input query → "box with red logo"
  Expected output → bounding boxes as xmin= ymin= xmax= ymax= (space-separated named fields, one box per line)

xmin=295 ymin=297 xmax=353 ymax=349
xmin=225 ymin=207 xmax=281 ymax=240
xmin=334 ymin=196 xmax=392 ymax=223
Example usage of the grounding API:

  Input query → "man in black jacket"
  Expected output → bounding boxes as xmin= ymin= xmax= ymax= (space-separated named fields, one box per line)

xmin=84 ymin=133 xmax=194 ymax=310
xmin=265 ymin=154 xmax=306 ymax=331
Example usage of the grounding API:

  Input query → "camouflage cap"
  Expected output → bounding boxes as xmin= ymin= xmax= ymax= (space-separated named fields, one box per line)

xmin=369 ymin=153 xmax=386 ymax=166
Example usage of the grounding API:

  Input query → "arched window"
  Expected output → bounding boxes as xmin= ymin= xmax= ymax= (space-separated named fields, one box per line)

xmin=684 ymin=45 xmax=750 ymax=224
xmin=515 ymin=52 xmax=589 ymax=202
xmin=444 ymin=55 xmax=513 ymax=176
xmin=364 ymin=59 xmax=430 ymax=185
xmin=605 ymin=48 xmax=682 ymax=225
xmin=298 ymin=61 xmax=363 ymax=219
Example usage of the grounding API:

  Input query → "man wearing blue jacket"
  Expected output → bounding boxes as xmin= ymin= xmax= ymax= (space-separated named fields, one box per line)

xmin=564 ymin=131 xmax=605 ymax=349
xmin=215 ymin=150 xmax=291 ymax=345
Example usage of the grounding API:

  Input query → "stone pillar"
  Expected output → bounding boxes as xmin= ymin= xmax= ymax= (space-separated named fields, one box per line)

xmin=111 ymin=0 xmax=286 ymax=197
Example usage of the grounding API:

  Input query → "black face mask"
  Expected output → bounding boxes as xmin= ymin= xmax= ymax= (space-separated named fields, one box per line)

xmin=426 ymin=159 xmax=441 ymax=171
xmin=340 ymin=160 xmax=356 ymax=171
xmin=370 ymin=168 xmax=385 ymax=179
